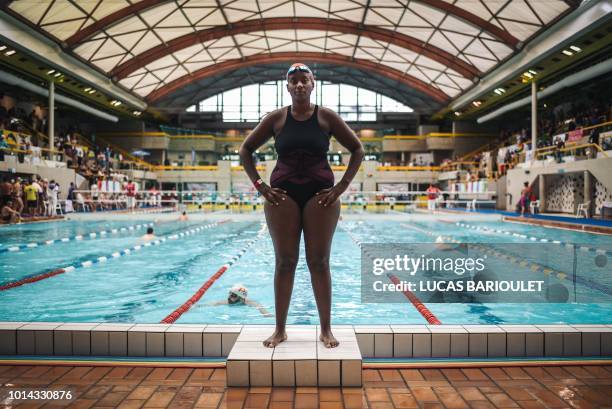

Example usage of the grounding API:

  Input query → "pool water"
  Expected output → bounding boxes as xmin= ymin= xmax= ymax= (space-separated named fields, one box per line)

xmin=1 ymin=216 xmax=610 ymax=324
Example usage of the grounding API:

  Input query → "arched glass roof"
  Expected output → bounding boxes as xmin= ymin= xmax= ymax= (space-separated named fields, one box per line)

xmin=6 ymin=0 xmax=573 ymax=111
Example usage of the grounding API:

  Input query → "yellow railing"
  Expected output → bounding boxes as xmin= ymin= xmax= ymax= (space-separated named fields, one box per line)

xmin=154 ymin=165 xmax=219 ymax=171
xmin=535 ymin=143 xmax=607 ymax=159
xmin=440 ymin=161 xmax=479 ymax=170
xmin=376 ymin=165 xmax=441 ymax=171
xmin=231 ymin=165 xmax=266 ymax=171
xmin=331 ymin=165 xmax=348 ymax=171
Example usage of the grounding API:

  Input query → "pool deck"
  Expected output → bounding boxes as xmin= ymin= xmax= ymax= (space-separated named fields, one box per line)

xmin=1 ymin=361 xmax=611 ymax=408
xmin=438 ymin=208 xmax=612 ymax=234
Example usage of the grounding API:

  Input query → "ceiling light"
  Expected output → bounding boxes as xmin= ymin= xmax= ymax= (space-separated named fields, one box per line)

xmin=472 ymin=101 xmax=482 ymax=107
xmin=528 ymin=69 xmax=537 ymax=75
xmin=84 ymin=87 xmax=91 ymax=92
xmin=562 ymin=50 xmax=573 ymax=56
xmin=494 ymin=88 xmax=506 ymax=95
xmin=0 ymin=45 xmax=6 ymax=51
xmin=53 ymin=72 xmax=61 ymax=77
xmin=88 ymin=89 xmax=96 ymax=94
xmin=4 ymin=50 xmax=15 ymax=56
xmin=569 ymin=45 xmax=581 ymax=52
xmin=133 ymin=111 xmax=142 ymax=116
xmin=454 ymin=111 xmax=461 ymax=116
xmin=47 ymin=69 xmax=55 ymax=75
xmin=523 ymin=71 xmax=533 ymax=79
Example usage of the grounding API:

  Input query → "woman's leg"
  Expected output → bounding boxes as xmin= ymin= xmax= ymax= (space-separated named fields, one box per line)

xmin=302 ymin=197 xmax=341 ymax=348
xmin=263 ymin=197 xmax=302 ymax=347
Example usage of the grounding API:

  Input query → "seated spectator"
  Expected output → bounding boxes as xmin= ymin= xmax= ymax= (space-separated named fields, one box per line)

xmin=1 ymin=199 xmax=21 ymax=224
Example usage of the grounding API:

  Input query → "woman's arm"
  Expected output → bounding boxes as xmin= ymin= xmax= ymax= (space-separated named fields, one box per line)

xmin=238 ymin=111 xmax=287 ymax=206
xmin=317 ymin=108 xmax=365 ymax=206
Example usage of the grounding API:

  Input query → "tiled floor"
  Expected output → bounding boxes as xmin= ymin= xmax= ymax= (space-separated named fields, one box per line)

xmin=1 ymin=363 xmax=611 ymax=408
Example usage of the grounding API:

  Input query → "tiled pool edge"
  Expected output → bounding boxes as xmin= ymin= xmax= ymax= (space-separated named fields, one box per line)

xmin=1 ymin=323 xmax=610 ymax=359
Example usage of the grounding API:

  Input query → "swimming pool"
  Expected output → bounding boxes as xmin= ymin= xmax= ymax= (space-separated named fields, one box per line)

xmin=1 ymin=213 xmax=610 ymax=325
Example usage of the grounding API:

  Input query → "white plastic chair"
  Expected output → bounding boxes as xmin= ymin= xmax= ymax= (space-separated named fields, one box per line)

xmin=576 ymin=201 xmax=590 ymax=218
xmin=54 ymin=200 xmax=63 ymax=215
xmin=530 ymin=200 xmax=540 ymax=214
xmin=76 ymin=194 xmax=90 ymax=212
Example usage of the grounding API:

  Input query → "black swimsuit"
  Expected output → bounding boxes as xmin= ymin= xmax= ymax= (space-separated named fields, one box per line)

xmin=270 ymin=105 xmax=334 ymax=209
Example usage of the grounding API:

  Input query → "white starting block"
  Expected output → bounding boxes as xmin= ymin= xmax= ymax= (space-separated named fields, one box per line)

xmin=226 ymin=326 xmax=362 ymax=387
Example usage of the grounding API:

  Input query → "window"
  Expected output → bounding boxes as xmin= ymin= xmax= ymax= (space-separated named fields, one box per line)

xmin=190 ymin=82 xmax=412 ymax=122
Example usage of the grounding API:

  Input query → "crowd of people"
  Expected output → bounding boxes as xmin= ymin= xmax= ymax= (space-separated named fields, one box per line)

xmin=0 ymin=176 xmax=61 ymax=224
xmin=491 ymin=101 xmax=611 ymax=177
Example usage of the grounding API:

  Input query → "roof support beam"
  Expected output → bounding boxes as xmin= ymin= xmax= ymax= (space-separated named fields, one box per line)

xmin=63 ymin=0 xmax=518 ymax=51
xmin=111 ymin=17 xmax=479 ymax=80
xmin=146 ymin=52 xmax=450 ymax=104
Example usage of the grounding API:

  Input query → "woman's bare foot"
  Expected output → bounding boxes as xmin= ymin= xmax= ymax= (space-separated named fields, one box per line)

xmin=319 ymin=329 xmax=339 ymax=348
xmin=263 ymin=329 xmax=287 ymax=348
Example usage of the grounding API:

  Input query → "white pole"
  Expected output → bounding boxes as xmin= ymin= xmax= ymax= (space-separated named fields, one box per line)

xmin=531 ymin=80 xmax=537 ymax=163
xmin=48 ymin=81 xmax=55 ymax=158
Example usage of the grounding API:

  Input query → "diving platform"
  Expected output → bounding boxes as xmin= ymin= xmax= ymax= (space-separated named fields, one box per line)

xmin=226 ymin=325 xmax=362 ymax=387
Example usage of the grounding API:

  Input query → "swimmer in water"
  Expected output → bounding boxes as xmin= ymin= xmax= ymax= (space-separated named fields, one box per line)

xmin=141 ymin=227 xmax=155 ymax=241
xmin=210 ymin=285 xmax=273 ymax=317
xmin=178 ymin=211 xmax=188 ymax=221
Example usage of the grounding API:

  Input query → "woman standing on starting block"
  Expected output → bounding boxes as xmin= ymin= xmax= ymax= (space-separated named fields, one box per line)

xmin=239 ymin=63 xmax=364 ymax=348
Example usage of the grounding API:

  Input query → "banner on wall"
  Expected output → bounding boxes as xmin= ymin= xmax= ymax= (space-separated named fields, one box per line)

xmin=377 ymin=183 xmax=409 ymax=192
xmin=185 ymin=183 xmax=216 ymax=192
xmin=567 ymin=129 xmax=584 ymax=142
xmin=552 ymin=133 xmax=566 ymax=144
xmin=232 ymin=181 xmax=257 ymax=193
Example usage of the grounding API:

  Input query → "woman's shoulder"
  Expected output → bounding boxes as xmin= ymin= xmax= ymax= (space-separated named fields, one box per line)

xmin=264 ymin=107 xmax=286 ymax=120
xmin=318 ymin=105 xmax=339 ymax=117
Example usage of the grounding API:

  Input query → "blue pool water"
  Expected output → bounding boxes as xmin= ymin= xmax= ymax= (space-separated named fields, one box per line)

xmin=0 ymin=216 xmax=610 ymax=324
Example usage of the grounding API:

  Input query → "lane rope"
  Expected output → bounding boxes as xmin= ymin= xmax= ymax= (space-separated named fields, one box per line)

xmin=455 ymin=222 xmax=611 ymax=256
xmin=402 ymin=223 xmax=612 ymax=297
xmin=339 ymin=224 xmax=441 ymax=325
xmin=0 ymin=222 xmax=155 ymax=254
xmin=161 ymin=223 xmax=267 ymax=324
xmin=0 ymin=220 xmax=230 ymax=292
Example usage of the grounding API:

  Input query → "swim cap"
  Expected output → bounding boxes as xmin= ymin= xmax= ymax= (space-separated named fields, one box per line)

xmin=286 ymin=63 xmax=313 ymax=78
xmin=229 ymin=285 xmax=248 ymax=300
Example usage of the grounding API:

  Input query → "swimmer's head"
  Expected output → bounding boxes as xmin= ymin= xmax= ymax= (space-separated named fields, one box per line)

xmin=182 ymin=211 xmax=186 ymax=216
xmin=228 ymin=285 xmax=248 ymax=304
xmin=286 ymin=63 xmax=314 ymax=80
xmin=147 ymin=227 xmax=154 ymax=234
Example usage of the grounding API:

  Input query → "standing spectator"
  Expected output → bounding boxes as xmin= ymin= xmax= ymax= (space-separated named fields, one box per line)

xmin=519 ymin=182 xmax=532 ymax=217
xmin=67 ymin=182 xmax=76 ymax=201
xmin=125 ymin=179 xmax=136 ymax=210
xmin=12 ymin=177 xmax=23 ymax=214
xmin=426 ymin=183 xmax=441 ymax=213
xmin=555 ymin=137 xmax=565 ymax=163
xmin=24 ymin=179 xmax=38 ymax=216
xmin=0 ymin=176 xmax=12 ymax=204
xmin=48 ymin=180 xmax=59 ymax=216
xmin=32 ymin=177 xmax=43 ymax=215
xmin=90 ymin=178 xmax=99 ymax=209
xmin=0 ymin=132 xmax=8 ymax=161
xmin=104 ymin=145 xmax=111 ymax=172
xmin=40 ymin=179 xmax=49 ymax=216
xmin=76 ymin=145 xmax=84 ymax=168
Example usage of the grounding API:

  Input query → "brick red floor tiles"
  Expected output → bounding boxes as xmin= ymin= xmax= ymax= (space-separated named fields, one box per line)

xmin=0 ymin=364 xmax=610 ymax=408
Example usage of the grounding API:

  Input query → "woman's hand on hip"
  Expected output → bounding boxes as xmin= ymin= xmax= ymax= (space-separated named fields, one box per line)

xmin=316 ymin=185 xmax=344 ymax=207
xmin=260 ymin=185 xmax=286 ymax=206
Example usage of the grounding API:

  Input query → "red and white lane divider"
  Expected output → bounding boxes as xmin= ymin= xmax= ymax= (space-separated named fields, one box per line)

xmin=0 ymin=222 xmax=155 ymax=254
xmin=456 ymin=221 xmax=611 ymax=256
xmin=0 ymin=220 xmax=230 ymax=292
xmin=339 ymin=224 xmax=441 ymax=325
xmin=161 ymin=223 xmax=267 ymax=324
